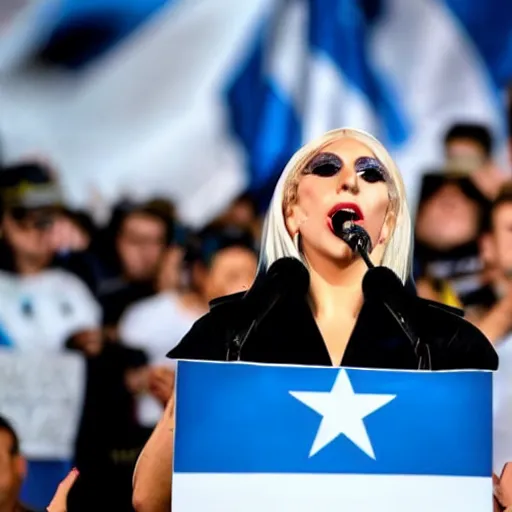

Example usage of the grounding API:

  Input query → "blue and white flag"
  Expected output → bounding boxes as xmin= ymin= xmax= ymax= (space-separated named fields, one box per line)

xmin=0 ymin=1 xmax=511 ymax=224
xmin=173 ymin=361 xmax=492 ymax=511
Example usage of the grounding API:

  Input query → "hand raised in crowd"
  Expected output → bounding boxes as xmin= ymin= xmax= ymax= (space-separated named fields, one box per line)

xmin=47 ymin=468 xmax=79 ymax=512
xmin=494 ymin=463 xmax=512 ymax=511
xmin=148 ymin=366 xmax=176 ymax=407
xmin=471 ymin=281 xmax=512 ymax=344
xmin=470 ymin=162 xmax=508 ymax=200
xmin=48 ymin=216 xmax=90 ymax=253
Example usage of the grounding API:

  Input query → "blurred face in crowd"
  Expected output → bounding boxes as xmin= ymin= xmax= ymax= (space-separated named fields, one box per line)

xmin=116 ymin=212 xmax=167 ymax=282
xmin=204 ymin=246 xmax=257 ymax=301
xmin=2 ymin=207 xmax=55 ymax=268
xmin=285 ymin=138 xmax=395 ymax=267
xmin=415 ymin=183 xmax=480 ymax=251
xmin=157 ymin=245 xmax=185 ymax=292
xmin=487 ymin=203 xmax=512 ymax=277
xmin=0 ymin=429 xmax=25 ymax=508
xmin=445 ymin=138 xmax=488 ymax=167
xmin=221 ymin=198 xmax=257 ymax=229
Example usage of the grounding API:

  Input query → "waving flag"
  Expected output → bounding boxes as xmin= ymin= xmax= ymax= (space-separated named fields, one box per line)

xmin=173 ymin=361 xmax=492 ymax=511
xmin=0 ymin=0 xmax=511 ymax=224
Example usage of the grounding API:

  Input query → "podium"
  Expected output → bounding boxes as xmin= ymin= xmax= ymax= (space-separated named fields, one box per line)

xmin=172 ymin=361 xmax=492 ymax=512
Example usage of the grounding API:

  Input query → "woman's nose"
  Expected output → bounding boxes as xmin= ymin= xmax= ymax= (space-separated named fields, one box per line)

xmin=337 ymin=165 xmax=359 ymax=193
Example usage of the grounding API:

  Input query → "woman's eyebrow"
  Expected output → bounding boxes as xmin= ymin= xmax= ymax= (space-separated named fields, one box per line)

xmin=354 ymin=156 xmax=389 ymax=177
xmin=304 ymin=152 xmax=343 ymax=172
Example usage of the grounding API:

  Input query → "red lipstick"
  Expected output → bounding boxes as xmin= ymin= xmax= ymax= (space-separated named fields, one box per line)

xmin=327 ymin=202 xmax=364 ymax=220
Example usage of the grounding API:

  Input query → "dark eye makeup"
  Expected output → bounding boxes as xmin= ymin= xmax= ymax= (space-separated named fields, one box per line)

xmin=306 ymin=152 xmax=343 ymax=177
xmin=305 ymin=152 xmax=386 ymax=184
xmin=354 ymin=156 xmax=386 ymax=183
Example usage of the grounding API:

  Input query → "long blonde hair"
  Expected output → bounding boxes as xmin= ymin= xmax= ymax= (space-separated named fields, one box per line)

xmin=258 ymin=128 xmax=413 ymax=283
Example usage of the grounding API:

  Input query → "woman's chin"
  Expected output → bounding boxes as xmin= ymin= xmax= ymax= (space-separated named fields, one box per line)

xmin=325 ymin=244 xmax=356 ymax=264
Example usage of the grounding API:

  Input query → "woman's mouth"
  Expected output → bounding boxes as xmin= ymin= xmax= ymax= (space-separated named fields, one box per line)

xmin=327 ymin=203 xmax=364 ymax=231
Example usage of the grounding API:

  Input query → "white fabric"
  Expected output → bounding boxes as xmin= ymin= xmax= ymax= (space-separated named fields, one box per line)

xmin=0 ymin=0 xmax=508 ymax=226
xmin=0 ymin=0 xmax=272 ymax=227
xmin=119 ymin=292 xmax=200 ymax=426
xmin=367 ymin=0 xmax=508 ymax=206
xmin=172 ymin=473 xmax=490 ymax=512
xmin=0 ymin=348 xmax=85 ymax=459
xmin=0 ymin=269 xmax=101 ymax=351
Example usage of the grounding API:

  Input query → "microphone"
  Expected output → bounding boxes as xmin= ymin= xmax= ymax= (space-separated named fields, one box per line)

xmin=331 ymin=210 xmax=374 ymax=269
xmin=331 ymin=212 xmax=429 ymax=369
xmin=361 ymin=265 xmax=429 ymax=368
xmin=227 ymin=257 xmax=310 ymax=360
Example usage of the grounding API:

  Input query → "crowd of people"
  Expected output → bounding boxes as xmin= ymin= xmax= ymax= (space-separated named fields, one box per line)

xmin=0 ymin=117 xmax=512 ymax=511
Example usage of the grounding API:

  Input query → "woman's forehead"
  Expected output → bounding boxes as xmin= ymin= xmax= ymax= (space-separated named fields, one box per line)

xmin=320 ymin=138 xmax=375 ymax=160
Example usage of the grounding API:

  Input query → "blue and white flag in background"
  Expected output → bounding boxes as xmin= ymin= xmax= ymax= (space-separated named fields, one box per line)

xmin=173 ymin=361 xmax=492 ymax=511
xmin=0 ymin=0 xmax=511 ymax=225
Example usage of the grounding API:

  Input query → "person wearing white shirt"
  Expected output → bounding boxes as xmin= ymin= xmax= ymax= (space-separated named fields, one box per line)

xmin=119 ymin=227 xmax=258 ymax=426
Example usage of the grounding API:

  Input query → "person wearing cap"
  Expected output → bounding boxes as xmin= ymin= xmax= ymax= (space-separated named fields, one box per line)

xmin=0 ymin=161 xmax=101 ymax=351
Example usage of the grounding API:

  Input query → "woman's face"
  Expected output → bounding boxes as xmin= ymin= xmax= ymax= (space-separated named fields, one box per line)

xmin=285 ymin=138 xmax=394 ymax=265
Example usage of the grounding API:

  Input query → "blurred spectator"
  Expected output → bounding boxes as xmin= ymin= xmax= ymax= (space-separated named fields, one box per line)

xmin=214 ymin=193 xmax=262 ymax=240
xmin=94 ymin=200 xmax=174 ymax=338
xmin=444 ymin=123 xmax=508 ymax=199
xmin=0 ymin=416 xmax=35 ymax=512
xmin=414 ymin=172 xmax=490 ymax=305
xmin=444 ymin=123 xmax=493 ymax=168
xmin=0 ymin=163 xmax=101 ymax=351
xmin=464 ymin=184 xmax=512 ymax=477
xmin=66 ymin=326 xmax=149 ymax=512
xmin=119 ymin=226 xmax=258 ymax=427
xmin=464 ymin=184 xmax=512 ymax=340
xmin=415 ymin=276 xmax=462 ymax=308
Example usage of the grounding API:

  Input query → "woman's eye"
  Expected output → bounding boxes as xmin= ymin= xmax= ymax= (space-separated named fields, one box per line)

xmin=311 ymin=163 xmax=341 ymax=177
xmin=307 ymin=152 xmax=343 ymax=177
xmin=358 ymin=166 xmax=385 ymax=183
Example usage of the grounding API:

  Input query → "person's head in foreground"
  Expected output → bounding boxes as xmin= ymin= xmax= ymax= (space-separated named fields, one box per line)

xmin=0 ymin=416 xmax=31 ymax=512
xmin=260 ymin=127 xmax=411 ymax=284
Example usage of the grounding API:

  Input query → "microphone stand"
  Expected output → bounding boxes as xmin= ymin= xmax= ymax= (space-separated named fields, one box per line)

xmin=349 ymin=230 xmax=431 ymax=371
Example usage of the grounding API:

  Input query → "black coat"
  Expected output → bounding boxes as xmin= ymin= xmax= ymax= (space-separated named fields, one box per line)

xmin=168 ymin=288 xmax=498 ymax=371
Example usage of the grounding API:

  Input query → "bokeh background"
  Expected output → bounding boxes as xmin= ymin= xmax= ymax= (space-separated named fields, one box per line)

xmin=0 ymin=1 xmax=511 ymax=511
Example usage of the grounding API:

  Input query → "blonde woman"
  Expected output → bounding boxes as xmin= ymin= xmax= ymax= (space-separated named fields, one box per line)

xmin=133 ymin=128 xmax=497 ymax=512
xmin=168 ymin=128 xmax=496 ymax=370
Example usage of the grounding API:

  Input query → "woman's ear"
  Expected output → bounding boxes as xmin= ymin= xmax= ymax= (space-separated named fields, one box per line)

xmin=378 ymin=210 xmax=396 ymax=245
xmin=285 ymin=203 xmax=304 ymax=237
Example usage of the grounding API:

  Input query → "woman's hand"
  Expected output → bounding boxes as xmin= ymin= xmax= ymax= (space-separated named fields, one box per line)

xmin=47 ymin=468 xmax=79 ymax=512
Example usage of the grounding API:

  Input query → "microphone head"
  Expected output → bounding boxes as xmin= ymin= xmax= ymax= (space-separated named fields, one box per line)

xmin=266 ymin=257 xmax=310 ymax=296
xmin=362 ymin=266 xmax=405 ymax=302
xmin=331 ymin=210 xmax=373 ymax=254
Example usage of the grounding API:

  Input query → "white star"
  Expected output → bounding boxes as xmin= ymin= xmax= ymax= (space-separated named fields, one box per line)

xmin=290 ymin=369 xmax=396 ymax=459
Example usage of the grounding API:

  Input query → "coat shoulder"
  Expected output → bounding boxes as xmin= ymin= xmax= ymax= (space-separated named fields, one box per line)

xmin=416 ymin=297 xmax=498 ymax=370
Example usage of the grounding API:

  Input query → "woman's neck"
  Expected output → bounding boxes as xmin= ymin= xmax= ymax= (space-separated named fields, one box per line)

xmin=306 ymin=253 xmax=367 ymax=320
